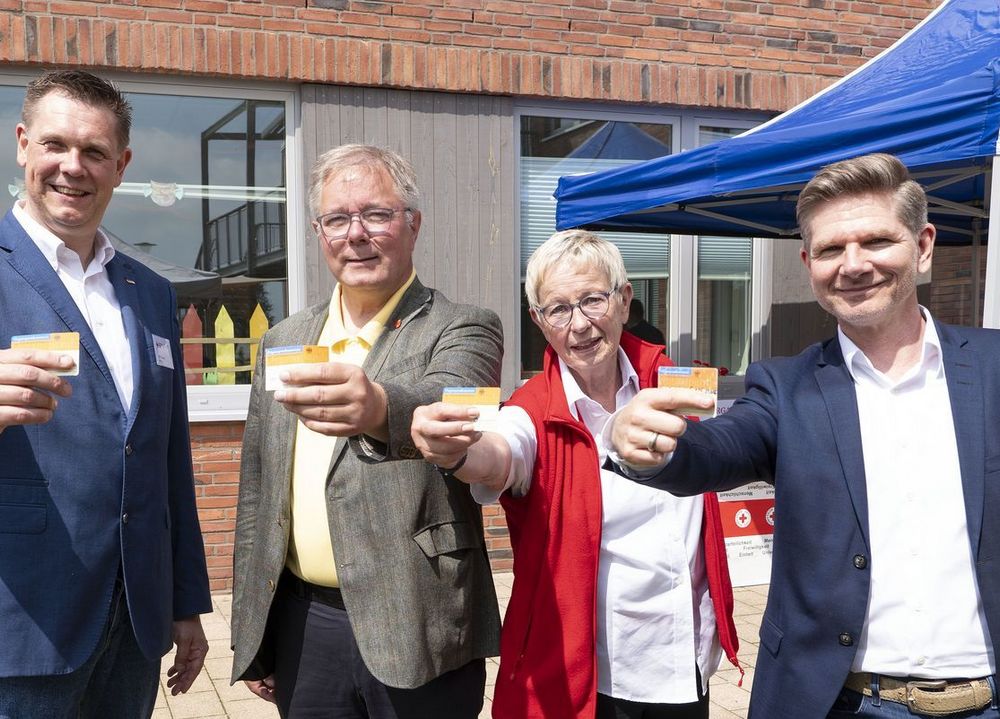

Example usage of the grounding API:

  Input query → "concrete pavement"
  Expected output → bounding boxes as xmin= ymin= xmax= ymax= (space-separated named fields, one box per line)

xmin=156 ymin=573 xmax=765 ymax=719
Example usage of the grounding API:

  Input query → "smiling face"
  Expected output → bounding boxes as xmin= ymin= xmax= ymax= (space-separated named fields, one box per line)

xmin=531 ymin=262 xmax=633 ymax=394
xmin=316 ymin=164 xmax=419 ymax=306
xmin=16 ymin=91 xmax=131 ymax=253
xmin=800 ymin=192 xmax=934 ymax=338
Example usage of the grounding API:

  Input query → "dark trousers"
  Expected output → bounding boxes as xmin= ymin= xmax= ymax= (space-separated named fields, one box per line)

xmin=0 ymin=575 xmax=159 ymax=719
xmin=270 ymin=575 xmax=486 ymax=719
xmin=595 ymin=668 xmax=710 ymax=719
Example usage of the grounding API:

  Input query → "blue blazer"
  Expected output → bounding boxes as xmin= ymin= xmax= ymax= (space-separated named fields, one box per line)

xmin=0 ymin=210 xmax=211 ymax=676
xmin=637 ymin=322 xmax=1000 ymax=718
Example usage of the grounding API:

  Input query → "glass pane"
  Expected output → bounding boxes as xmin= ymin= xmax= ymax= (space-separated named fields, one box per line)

xmin=0 ymin=87 xmax=288 ymax=386
xmin=695 ymin=126 xmax=753 ymax=376
xmin=520 ymin=116 xmax=672 ymax=375
xmin=696 ymin=237 xmax=751 ymax=375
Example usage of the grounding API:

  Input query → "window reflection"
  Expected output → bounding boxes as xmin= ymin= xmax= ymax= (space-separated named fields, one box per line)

xmin=0 ymin=87 xmax=288 ymax=387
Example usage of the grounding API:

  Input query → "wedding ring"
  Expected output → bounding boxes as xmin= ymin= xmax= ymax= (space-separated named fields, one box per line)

xmin=646 ymin=431 xmax=660 ymax=452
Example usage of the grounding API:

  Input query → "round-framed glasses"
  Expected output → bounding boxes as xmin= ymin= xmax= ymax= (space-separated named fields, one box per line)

xmin=534 ymin=288 xmax=619 ymax=328
xmin=313 ymin=207 xmax=408 ymax=240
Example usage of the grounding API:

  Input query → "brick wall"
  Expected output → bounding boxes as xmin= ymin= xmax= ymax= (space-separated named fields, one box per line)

xmin=4 ymin=0 xmax=937 ymax=112
xmin=190 ymin=421 xmax=242 ymax=593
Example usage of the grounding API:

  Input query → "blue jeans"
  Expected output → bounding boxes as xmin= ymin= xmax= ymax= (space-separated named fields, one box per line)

xmin=827 ymin=674 xmax=1000 ymax=718
xmin=0 ymin=577 xmax=160 ymax=719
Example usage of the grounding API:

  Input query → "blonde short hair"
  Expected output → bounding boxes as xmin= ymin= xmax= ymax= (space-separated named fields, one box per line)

xmin=796 ymin=153 xmax=927 ymax=245
xmin=525 ymin=229 xmax=627 ymax=307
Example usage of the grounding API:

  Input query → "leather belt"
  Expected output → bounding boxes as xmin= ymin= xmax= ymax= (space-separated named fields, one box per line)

xmin=281 ymin=570 xmax=346 ymax=610
xmin=845 ymin=672 xmax=994 ymax=716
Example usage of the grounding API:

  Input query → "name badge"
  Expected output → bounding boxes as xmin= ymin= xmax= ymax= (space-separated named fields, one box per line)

xmin=152 ymin=334 xmax=175 ymax=369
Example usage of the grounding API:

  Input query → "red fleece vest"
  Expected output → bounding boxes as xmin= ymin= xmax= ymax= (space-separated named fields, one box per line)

xmin=492 ymin=332 xmax=741 ymax=719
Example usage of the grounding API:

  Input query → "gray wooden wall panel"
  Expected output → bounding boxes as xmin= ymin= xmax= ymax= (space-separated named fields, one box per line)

xmin=300 ymin=85 xmax=518 ymax=391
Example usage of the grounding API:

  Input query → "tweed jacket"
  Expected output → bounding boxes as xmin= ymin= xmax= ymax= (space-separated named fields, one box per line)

xmin=231 ymin=277 xmax=503 ymax=689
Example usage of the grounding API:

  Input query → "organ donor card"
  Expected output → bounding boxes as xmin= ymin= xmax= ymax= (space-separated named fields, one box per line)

xmin=11 ymin=332 xmax=80 ymax=376
xmin=264 ymin=345 xmax=329 ymax=391
xmin=658 ymin=366 xmax=718 ymax=420
xmin=442 ymin=386 xmax=501 ymax=432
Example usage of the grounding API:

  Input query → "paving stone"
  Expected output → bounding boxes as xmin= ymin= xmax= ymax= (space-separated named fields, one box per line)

xmin=165 ymin=689 xmax=225 ymax=719
xmin=220 ymin=698 xmax=279 ymax=718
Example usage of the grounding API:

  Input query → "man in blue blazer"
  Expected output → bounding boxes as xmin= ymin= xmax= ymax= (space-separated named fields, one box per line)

xmin=609 ymin=153 xmax=999 ymax=718
xmin=0 ymin=70 xmax=212 ymax=717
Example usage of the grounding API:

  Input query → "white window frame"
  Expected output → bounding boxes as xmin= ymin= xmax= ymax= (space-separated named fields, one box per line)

xmin=0 ymin=71 xmax=306 ymax=421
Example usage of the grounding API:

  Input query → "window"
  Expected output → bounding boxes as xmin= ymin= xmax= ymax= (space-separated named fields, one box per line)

xmin=516 ymin=105 xmax=768 ymax=384
xmin=518 ymin=111 xmax=675 ymax=375
xmin=0 ymin=75 xmax=303 ymax=420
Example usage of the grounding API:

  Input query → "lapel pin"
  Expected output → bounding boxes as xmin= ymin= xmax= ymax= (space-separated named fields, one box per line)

xmin=125 ymin=278 xmax=136 ymax=285
xmin=393 ymin=319 xmax=402 ymax=329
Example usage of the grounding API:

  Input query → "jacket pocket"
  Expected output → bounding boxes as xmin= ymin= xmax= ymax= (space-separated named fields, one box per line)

xmin=412 ymin=521 xmax=481 ymax=557
xmin=760 ymin=616 xmax=784 ymax=657
xmin=0 ymin=481 xmax=48 ymax=534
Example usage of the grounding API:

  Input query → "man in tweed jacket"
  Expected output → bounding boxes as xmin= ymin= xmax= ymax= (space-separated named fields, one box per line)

xmin=231 ymin=145 xmax=501 ymax=718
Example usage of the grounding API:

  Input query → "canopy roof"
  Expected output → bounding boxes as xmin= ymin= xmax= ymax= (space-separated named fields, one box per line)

xmin=554 ymin=0 xmax=1000 ymax=246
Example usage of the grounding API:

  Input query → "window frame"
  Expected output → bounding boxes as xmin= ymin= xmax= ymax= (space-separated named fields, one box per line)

xmin=0 ymin=70 xmax=306 ymax=421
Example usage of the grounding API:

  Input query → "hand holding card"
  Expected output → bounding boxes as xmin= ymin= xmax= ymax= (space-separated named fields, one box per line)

xmin=440 ymin=387 xmax=501 ymax=432
xmin=11 ymin=332 xmax=80 ymax=376
xmin=657 ymin=366 xmax=718 ymax=421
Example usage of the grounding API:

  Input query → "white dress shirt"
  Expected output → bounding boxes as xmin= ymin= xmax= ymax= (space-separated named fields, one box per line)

xmin=843 ymin=311 xmax=995 ymax=678
xmin=14 ymin=203 xmax=134 ymax=412
xmin=473 ymin=349 xmax=722 ymax=702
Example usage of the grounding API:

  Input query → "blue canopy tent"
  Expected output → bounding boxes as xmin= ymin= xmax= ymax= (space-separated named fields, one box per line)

xmin=554 ymin=0 xmax=1000 ymax=326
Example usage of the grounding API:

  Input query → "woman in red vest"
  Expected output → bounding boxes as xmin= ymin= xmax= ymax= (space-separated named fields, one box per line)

xmin=411 ymin=230 xmax=741 ymax=718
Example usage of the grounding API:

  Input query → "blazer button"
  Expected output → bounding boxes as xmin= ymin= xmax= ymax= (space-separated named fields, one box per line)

xmin=125 ymin=443 xmax=134 ymax=456
xmin=853 ymin=554 xmax=867 ymax=569
xmin=267 ymin=579 xmax=275 ymax=592
xmin=839 ymin=633 xmax=854 ymax=646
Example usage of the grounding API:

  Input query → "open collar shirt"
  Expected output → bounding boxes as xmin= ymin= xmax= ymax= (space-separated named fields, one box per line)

xmin=13 ymin=202 xmax=133 ymax=413
xmin=841 ymin=310 xmax=995 ymax=678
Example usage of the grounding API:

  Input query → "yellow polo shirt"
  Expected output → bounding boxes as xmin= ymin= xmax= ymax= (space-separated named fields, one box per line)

xmin=286 ymin=270 xmax=416 ymax=587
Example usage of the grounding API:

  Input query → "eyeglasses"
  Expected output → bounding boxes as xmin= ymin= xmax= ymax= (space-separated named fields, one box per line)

xmin=313 ymin=207 xmax=407 ymax=240
xmin=534 ymin=288 xmax=619 ymax=328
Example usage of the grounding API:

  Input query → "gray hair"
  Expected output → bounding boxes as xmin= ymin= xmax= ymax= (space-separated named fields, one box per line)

xmin=23 ymin=69 xmax=132 ymax=150
xmin=308 ymin=144 xmax=421 ymax=217
xmin=796 ymin=152 xmax=927 ymax=245
xmin=525 ymin=229 xmax=628 ymax=307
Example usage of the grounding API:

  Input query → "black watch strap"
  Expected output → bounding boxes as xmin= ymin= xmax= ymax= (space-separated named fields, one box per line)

xmin=433 ymin=453 xmax=468 ymax=479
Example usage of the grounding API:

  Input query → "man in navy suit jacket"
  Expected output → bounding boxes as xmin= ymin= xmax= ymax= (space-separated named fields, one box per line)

xmin=609 ymin=154 xmax=999 ymax=718
xmin=0 ymin=70 xmax=211 ymax=717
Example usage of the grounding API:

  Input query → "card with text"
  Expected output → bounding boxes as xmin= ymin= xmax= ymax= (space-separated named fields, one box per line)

xmin=442 ymin=386 xmax=501 ymax=432
xmin=11 ymin=332 xmax=80 ymax=376
xmin=658 ymin=366 xmax=718 ymax=420
xmin=264 ymin=345 xmax=330 ymax=391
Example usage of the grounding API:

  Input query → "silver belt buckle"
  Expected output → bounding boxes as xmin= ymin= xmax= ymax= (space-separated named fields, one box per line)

xmin=905 ymin=680 xmax=948 ymax=711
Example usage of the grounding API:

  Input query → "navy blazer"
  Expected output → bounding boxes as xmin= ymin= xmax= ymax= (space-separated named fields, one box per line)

xmin=0 ymin=210 xmax=211 ymax=676
xmin=636 ymin=322 xmax=1000 ymax=718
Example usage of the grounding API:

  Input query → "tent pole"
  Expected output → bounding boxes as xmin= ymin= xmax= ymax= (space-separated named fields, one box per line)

xmin=985 ymin=157 xmax=1000 ymax=329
